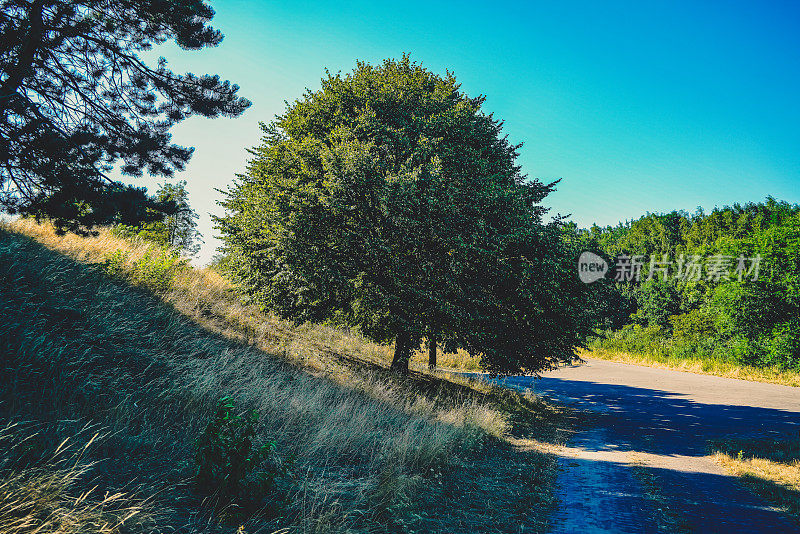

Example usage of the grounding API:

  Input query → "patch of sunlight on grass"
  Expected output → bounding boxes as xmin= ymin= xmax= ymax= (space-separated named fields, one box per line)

xmin=585 ymin=348 xmax=800 ymax=387
xmin=711 ymin=436 xmax=800 ymax=523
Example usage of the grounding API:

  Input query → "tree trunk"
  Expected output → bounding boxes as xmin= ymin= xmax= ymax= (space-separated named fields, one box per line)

xmin=390 ymin=330 xmax=412 ymax=374
xmin=428 ymin=335 xmax=437 ymax=370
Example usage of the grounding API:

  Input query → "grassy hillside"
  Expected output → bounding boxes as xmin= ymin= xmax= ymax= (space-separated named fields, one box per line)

xmin=0 ymin=219 xmax=570 ymax=533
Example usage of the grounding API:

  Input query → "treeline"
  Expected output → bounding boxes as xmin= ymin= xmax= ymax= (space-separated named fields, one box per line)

xmin=576 ymin=198 xmax=800 ymax=371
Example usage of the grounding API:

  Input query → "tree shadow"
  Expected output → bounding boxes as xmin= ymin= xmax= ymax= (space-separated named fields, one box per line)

xmin=481 ymin=373 xmax=800 ymax=532
xmin=496 ymin=375 xmax=800 ymax=456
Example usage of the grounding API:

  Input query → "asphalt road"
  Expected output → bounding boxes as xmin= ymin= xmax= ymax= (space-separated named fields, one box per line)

xmin=496 ymin=359 xmax=800 ymax=533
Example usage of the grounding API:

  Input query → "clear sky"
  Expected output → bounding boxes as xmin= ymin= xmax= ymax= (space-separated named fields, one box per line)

xmin=130 ymin=0 xmax=800 ymax=264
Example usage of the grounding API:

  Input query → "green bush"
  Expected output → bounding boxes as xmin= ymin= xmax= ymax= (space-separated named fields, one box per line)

xmin=669 ymin=337 xmax=715 ymax=360
xmin=669 ymin=310 xmax=715 ymax=343
xmin=194 ymin=397 xmax=289 ymax=520
xmin=725 ymin=336 xmax=766 ymax=367
xmin=669 ymin=309 xmax=718 ymax=359
xmin=131 ymin=250 xmax=184 ymax=293
xmin=765 ymin=321 xmax=800 ymax=370
xmin=591 ymin=323 xmax=670 ymax=356
xmin=706 ymin=281 xmax=783 ymax=341
xmin=101 ymin=249 xmax=128 ymax=278
xmin=101 ymin=248 xmax=184 ymax=293
xmin=631 ymin=279 xmax=681 ymax=330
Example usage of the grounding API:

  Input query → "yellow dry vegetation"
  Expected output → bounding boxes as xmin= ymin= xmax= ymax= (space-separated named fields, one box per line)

xmin=0 ymin=218 xmax=571 ymax=533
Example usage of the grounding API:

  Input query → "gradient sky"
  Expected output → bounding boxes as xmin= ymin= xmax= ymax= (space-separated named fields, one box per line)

xmin=129 ymin=0 xmax=800 ymax=264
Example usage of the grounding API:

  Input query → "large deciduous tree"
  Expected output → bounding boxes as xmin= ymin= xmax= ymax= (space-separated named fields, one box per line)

xmin=216 ymin=57 xmax=591 ymax=374
xmin=0 ymin=0 xmax=250 ymax=232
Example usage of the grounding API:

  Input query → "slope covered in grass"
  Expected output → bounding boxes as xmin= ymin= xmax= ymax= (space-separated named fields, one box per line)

xmin=0 ymin=220 xmax=569 ymax=533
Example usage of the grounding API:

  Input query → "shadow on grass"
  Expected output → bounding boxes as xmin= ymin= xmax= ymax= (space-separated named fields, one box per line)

xmin=0 ymin=227 xmax=568 ymax=533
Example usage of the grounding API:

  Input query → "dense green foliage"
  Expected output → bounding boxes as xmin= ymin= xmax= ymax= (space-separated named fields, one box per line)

xmin=111 ymin=181 xmax=203 ymax=255
xmin=195 ymin=396 xmax=288 ymax=519
xmin=102 ymin=247 xmax=186 ymax=293
xmin=1 ymin=0 xmax=249 ymax=233
xmin=216 ymin=57 xmax=593 ymax=374
xmin=581 ymin=198 xmax=800 ymax=370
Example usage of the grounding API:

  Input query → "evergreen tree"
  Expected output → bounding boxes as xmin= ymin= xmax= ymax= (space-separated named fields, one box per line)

xmin=0 ymin=0 xmax=250 ymax=233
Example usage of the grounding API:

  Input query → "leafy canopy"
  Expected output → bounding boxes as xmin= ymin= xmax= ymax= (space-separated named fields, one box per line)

xmin=112 ymin=180 xmax=203 ymax=256
xmin=217 ymin=57 xmax=591 ymax=374
xmin=583 ymin=198 xmax=800 ymax=370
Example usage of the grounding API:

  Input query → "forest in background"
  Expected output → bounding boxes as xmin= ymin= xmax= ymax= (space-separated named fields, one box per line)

xmin=575 ymin=198 xmax=800 ymax=372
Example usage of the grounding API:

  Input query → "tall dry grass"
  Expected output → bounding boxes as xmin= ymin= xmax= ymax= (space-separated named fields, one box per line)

xmin=0 ymin=424 xmax=155 ymax=534
xmin=586 ymin=348 xmax=800 ymax=387
xmin=7 ymin=218 xmax=508 ymax=434
xmin=0 ymin=219 xmax=567 ymax=533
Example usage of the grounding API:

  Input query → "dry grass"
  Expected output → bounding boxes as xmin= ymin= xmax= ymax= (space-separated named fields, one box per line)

xmin=410 ymin=349 xmax=484 ymax=373
xmin=0 ymin=424 xmax=155 ymax=534
xmin=710 ymin=436 xmax=800 ymax=523
xmin=6 ymin=218 xmax=509 ymax=436
xmin=0 ymin=218 xmax=568 ymax=533
xmin=586 ymin=348 xmax=800 ymax=387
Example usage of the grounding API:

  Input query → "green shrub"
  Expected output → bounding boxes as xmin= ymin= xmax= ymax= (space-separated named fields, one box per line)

xmin=707 ymin=281 xmax=783 ymax=340
xmin=101 ymin=248 xmax=184 ymax=293
xmin=726 ymin=336 xmax=766 ymax=367
xmin=194 ymin=397 xmax=289 ymax=520
xmin=590 ymin=323 xmax=671 ymax=356
xmin=668 ymin=310 xmax=718 ymax=359
xmin=765 ymin=321 xmax=800 ymax=370
xmin=131 ymin=250 xmax=184 ymax=293
xmin=631 ymin=279 xmax=681 ymax=330
xmin=101 ymin=249 xmax=128 ymax=278
xmin=593 ymin=305 xmax=800 ymax=372
xmin=669 ymin=310 xmax=715 ymax=343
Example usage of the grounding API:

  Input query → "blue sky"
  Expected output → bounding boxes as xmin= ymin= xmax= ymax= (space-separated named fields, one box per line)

xmin=132 ymin=0 xmax=800 ymax=263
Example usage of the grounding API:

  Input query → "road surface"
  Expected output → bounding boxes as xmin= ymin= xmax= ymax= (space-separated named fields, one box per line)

xmin=497 ymin=359 xmax=800 ymax=533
